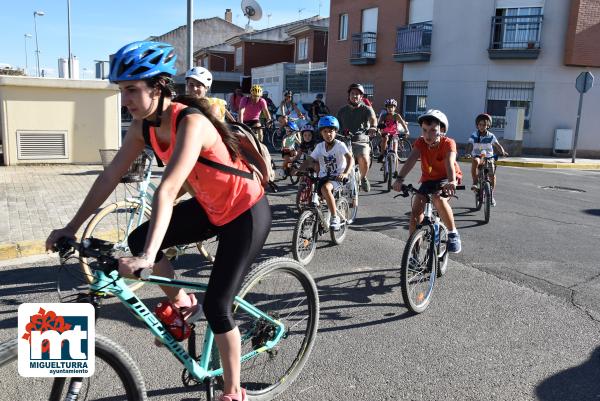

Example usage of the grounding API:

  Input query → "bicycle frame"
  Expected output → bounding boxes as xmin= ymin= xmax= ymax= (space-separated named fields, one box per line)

xmin=89 ymin=269 xmax=286 ymax=382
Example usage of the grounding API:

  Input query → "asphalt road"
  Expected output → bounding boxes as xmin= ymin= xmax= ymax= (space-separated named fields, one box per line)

xmin=0 ymin=162 xmax=599 ymax=401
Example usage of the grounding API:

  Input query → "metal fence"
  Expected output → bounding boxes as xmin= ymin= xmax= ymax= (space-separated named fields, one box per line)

xmin=490 ymin=15 xmax=543 ymax=50
xmin=351 ymin=32 xmax=377 ymax=59
xmin=285 ymin=69 xmax=327 ymax=94
xmin=395 ymin=22 xmax=432 ymax=54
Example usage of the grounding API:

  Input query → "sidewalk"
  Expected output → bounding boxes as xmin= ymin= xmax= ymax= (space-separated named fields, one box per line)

xmin=1 ymin=156 xmax=599 ymax=261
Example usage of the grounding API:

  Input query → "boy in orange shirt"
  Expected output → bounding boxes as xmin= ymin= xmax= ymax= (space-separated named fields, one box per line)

xmin=392 ymin=109 xmax=463 ymax=253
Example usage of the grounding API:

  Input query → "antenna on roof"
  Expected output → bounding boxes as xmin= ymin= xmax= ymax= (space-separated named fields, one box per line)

xmin=267 ymin=13 xmax=272 ymax=28
xmin=241 ymin=0 xmax=263 ymax=30
xmin=298 ymin=8 xmax=305 ymax=19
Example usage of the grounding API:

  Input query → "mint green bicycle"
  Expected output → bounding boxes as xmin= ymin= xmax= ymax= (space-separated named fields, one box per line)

xmin=0 ymin=237 xmax=319 ymax=400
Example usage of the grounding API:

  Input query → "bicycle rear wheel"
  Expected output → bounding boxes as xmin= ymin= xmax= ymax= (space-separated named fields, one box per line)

xmin=79 ymin=200 xmax=148 ymax=294
xmin=483 ymin=181 xmax=492 ymax=224
xmin=235 ymin=258 xmax=319 ymax=401
xmin=197 ymin=235 xmax=219 ymax=263
xmin=400 ymin=226 xmax=437 ymax=314
xmin=330 ymin=197 xmax=349 ymax=245
xmin=437 ymin=223 xmax=449 ymax=277
xmin=397 ymin=139 xmax=412 ymax=162
xmin=0 ymin=334 xmax=147 ymax=401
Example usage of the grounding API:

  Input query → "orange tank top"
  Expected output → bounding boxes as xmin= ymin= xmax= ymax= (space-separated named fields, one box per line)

xmin=149 ymin=102 xmax=264 ymax=226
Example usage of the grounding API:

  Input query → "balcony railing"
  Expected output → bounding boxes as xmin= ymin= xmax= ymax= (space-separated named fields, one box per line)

xmin=488 ymin=15 xmax=543 ymax=59
xmin=350 ymin=32 xmax=377 ymax=65
xmin=393 ymin=22 xmax=432 ymax=62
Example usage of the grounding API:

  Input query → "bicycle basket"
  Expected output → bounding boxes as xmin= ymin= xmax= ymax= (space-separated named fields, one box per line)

xmin=99 ymin=149 xmax=149 ymax=183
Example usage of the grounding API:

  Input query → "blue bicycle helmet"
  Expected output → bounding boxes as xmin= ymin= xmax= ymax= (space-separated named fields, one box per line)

xmin=317 ymin=115 xmax=340 ymax=131
xmin=286 ymin=120 xmax=300 ymax=131
xmin=109 ymin=41 xmax=177 ymax=83
xmin=301 ymin=123 xmax=314 ymax=132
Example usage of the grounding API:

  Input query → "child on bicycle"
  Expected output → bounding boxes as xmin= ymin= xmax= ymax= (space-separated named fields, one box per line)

xmin=290 ymin=124 xmax=317 ymax=175
xmin=281 ymin=120 xmax=300 ymax=174
xmin=466 ymin=113 xmax=508 ymax=206
xmin=308 ymin=116 xmax=354 ymax=230
xmin=377 ymin=98 xmax=409 ymax=165
xmin=392 ymin=109 xmax=463 ymax=253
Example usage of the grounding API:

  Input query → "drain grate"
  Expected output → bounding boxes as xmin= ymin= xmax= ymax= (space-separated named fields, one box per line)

xmin=539 ymin=186 xmax=586 ymax=193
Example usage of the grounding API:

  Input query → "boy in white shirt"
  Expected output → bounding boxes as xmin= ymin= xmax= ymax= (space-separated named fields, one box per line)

xmin=309 ymin=116 xmax=354 ymax=230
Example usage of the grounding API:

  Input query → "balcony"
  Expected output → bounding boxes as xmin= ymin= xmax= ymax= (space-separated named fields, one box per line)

xmin=488 ymin=15 xmax=543 ymax=59
xmin=393 ymin=22 xmax=432 ymax=62
xmin=350 ymin=32 xmax=377 ymax=65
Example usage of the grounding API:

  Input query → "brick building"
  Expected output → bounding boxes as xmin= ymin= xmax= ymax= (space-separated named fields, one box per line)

xmin=327 ymin=0 xmax=600 ymax=156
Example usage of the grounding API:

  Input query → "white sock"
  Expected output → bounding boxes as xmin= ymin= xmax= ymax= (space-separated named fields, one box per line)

xmin=448 ymin=229 xmax=458 ymax=234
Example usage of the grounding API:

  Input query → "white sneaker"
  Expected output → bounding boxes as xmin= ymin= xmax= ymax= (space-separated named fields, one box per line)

xmin=491 ymin=197 xmax=496 ymax=207
xmin=329 ymin=215 xmax=341 ymax=231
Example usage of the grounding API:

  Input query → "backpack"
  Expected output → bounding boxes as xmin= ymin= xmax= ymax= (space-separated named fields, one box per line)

xmin=142 ymin=106 xmax=276 ymax=190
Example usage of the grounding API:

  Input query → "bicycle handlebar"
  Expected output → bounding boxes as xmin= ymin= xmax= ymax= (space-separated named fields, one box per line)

xmin=394 ymin=183 xmax=465 ymax=199
xmin=53 ymin=237 xmax=152 ymax=279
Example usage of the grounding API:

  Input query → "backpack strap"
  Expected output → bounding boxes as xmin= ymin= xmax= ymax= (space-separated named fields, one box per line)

xmin=176 ymin=107 xmax=254 ymax=180
xmin=142 ymin=119 xmax=165 ymax=167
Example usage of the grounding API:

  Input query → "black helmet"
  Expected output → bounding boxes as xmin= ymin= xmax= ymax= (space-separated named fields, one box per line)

xmin=347 ymin=83 xmax=365 ymax=95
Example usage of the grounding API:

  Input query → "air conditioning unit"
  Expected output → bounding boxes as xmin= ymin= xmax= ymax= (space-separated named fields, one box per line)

xmin=553 ymin=129 xmax=573 ymax=155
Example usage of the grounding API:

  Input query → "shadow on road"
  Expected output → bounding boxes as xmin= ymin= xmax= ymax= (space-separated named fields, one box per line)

xmin=536 ymin=346 xmax=600 ymax=401
xmin=314 ymin=268 xmax=414 ymax=332
xmin=582 ymin=209 xmax=600 ymax=217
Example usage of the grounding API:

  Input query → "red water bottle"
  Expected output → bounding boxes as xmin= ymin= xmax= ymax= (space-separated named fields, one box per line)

xmin=154 ymin=301 xmax=191 ymax=341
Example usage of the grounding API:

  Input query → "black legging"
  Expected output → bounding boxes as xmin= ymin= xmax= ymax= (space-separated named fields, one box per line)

xmin=128 ymin=196 xmax=271 ymax=334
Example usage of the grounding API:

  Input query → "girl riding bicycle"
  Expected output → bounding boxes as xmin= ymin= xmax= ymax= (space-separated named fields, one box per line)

xmin=377 ymin=98 xmax=409 ymax=164
xmin=45 ymin=41 xmax=271 ymax=401
xmin=238 ymin=84 xmax=272 ymax=142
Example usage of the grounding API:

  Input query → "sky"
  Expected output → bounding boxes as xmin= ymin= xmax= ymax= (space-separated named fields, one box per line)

xmin=1 ymin=0 xmax=329 ymax=78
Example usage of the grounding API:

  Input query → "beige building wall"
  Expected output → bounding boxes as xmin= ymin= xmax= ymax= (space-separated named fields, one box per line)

xmin=0 ymin=76 xmax=121 ymax=165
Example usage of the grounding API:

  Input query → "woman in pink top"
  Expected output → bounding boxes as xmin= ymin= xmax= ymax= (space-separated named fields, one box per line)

xmin=238 ymin=84 xmax=271 ymax=142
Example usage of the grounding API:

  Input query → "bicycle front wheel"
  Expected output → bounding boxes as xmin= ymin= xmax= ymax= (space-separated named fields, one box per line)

xmin=80 ymin=200 xmax=148 ymax=293
xmin=292 ymin=210 xmax=318 ymax=265
xmin=235 ymin=258 xmax=319 ymax=401
xmin=0 ymin=334 xmax=147 ymax=401
xmin=483 ymin=181 xmax=492 ymax=224
xmin=400 ymin=226 xmax=437 ymax=314
xmin=386 ymin=154 xmax=394 ymax=191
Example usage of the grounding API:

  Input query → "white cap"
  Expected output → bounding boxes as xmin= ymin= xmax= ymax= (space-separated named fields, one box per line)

xmin=185 ymin=66 xmax=213 ymax=89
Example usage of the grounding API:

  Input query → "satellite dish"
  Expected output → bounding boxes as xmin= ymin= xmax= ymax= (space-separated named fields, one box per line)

xmin=241 ymin=0 xmax=263 ymax=22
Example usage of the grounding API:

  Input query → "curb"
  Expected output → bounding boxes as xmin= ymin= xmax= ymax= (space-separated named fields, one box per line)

xmin=496 ymin=161 xmax=600 ymax=169
xmin=458 ymin=157 xmax=600 ymax=170
xmin=0 ymin=240 xmax=47 ymax=261
xmin=0 ymin=229 xmax=122 ymax=262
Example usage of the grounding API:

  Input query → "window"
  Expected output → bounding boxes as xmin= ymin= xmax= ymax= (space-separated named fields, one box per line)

xmin=235 ymin=46 xmax=242 ymax=66
xmin=339 ymin=13 xmax=348 ymax=40
xmin=298 ymin=37 xmax=308 ymax=60
xmin=486 ymin=81 xmax=534 ymax=130
xmin=492 ymin=7 xmax=542 ymax=49
xmin=202 ymin=56 xmax=209 ymax=68
xmin=403 ymin=81 xmax=428 ymax=123
xmin=362 ymin=83 xmax=374 ymax=101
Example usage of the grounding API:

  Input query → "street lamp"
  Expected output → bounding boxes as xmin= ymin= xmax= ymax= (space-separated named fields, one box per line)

xmin=67 ymin=0 xmax=72 ymax=78
xmin=24 ymin=34 xmax=32 ymax=75
xmin=33 ymin=10 xmax=45 ymax=77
